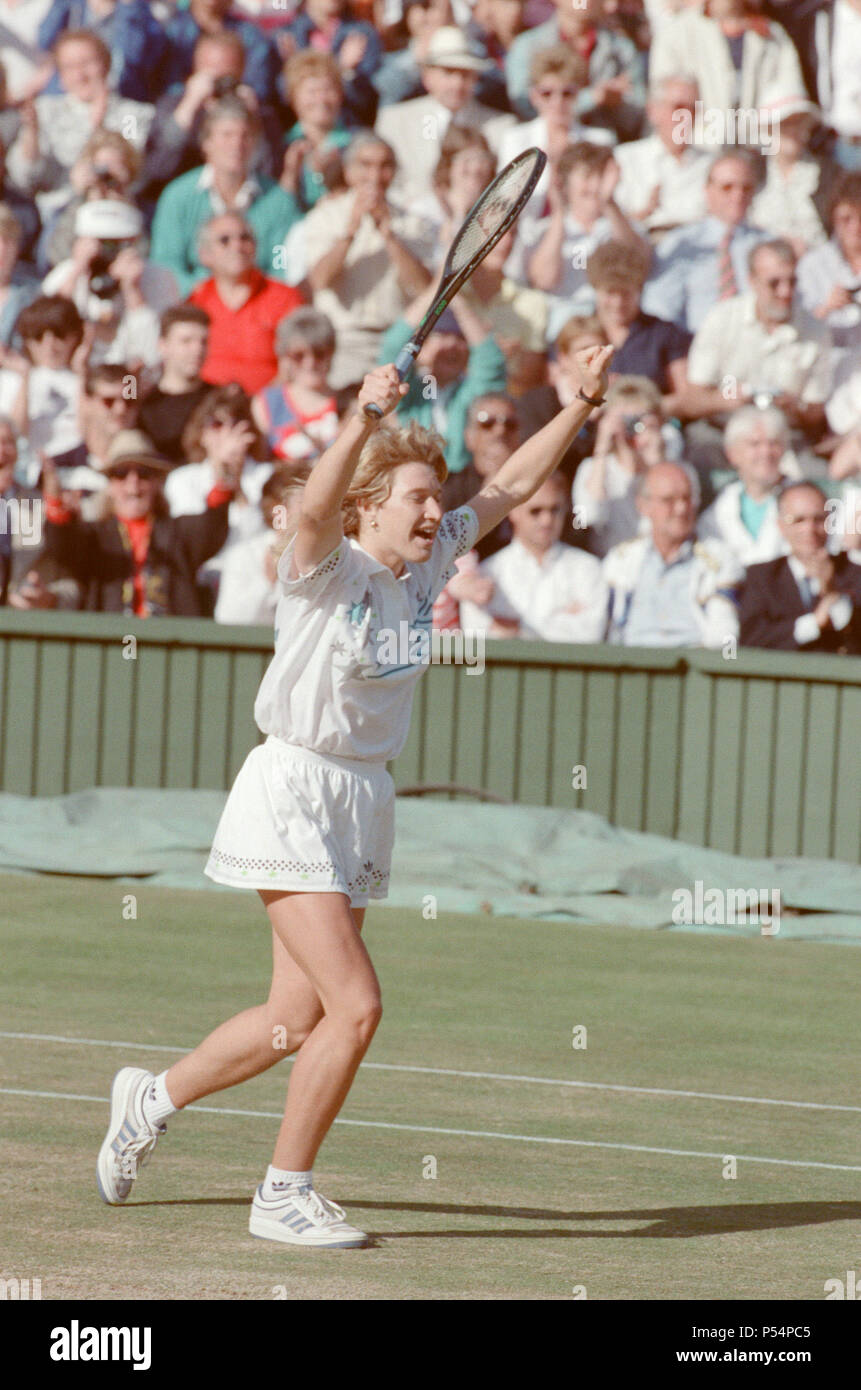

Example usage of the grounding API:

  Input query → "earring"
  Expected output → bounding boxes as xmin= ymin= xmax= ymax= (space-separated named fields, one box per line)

xmin=371 ymin=518 xmax=379 ymax=529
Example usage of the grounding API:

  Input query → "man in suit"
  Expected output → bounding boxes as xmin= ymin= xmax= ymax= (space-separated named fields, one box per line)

xmin=375 ymin=26 xmax=509 ymax=204
xmin=740 ymin=479 xmax=861 ymax=653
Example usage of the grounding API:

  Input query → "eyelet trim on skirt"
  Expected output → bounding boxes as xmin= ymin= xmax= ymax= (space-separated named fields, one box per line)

xmin=207 ymin=846 xmax=390 ymax=893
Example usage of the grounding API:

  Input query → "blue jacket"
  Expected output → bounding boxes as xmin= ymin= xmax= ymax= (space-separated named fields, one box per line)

xmin=162 ymin=12 xmax=279 ymax=105
xmin=38 ymin=0 xmax=169 ymax=103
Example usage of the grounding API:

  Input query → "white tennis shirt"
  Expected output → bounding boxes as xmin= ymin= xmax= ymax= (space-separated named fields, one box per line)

xmin=254 ymin=505 xmax=480 ymax=763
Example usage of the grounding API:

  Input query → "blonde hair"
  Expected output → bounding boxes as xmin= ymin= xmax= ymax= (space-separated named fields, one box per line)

xmin=342 ymin=421 xmax=447 ymax=538
xmin=606 ymin=375 xmax=662 ymax=413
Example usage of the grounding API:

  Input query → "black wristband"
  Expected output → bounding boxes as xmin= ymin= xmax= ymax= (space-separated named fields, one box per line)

xmin=577 ymin=387 xmax=606 ymax=408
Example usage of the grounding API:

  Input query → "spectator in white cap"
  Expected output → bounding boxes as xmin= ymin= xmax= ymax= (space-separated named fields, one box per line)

xmin=42 ymin=198 xmax=180 ymax=369
xmin=375 ymin=25 xmax=511 ymax=203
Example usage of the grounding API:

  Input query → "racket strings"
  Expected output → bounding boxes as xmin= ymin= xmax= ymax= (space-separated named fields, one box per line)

xmin=447 ymin=152 xmax=543 ymax=275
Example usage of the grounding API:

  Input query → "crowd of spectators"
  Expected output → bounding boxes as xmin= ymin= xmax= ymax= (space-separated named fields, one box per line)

xmin=1 ymin=0 xmax=861 ymax=655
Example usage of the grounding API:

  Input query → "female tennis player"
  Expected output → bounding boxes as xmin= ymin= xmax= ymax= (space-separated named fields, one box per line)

xmin=97 ymin=344 xmax=613 ymax=1248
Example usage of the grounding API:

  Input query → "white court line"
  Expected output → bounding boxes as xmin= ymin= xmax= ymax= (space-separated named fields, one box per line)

xmin=3 ymin=1087 xmax=861 ymax=1174
xmin=2 ymin=1030 xmax=860 ymax=1116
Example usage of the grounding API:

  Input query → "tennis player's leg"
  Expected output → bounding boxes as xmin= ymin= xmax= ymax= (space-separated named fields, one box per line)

xmin=260 ymin=890 xmax=381 ymax=1173
xmin=96 ymin=896 xmax=367 ymax=1205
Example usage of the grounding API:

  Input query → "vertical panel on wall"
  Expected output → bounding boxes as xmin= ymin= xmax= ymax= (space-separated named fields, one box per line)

xmin=677 ymin=666 xmax=714 ymax=847
xmin=643 ymin=671 xmax=683 ymax=838
xmin=737 ymin=677 xmax=776 ymax=859
xmin=831 ymin=684 xmax=861 ymax=864
xmin=482 ymin=664 xmax=522 ymax=801
xmin=163 ymin=647 xmax=199 ymax=788
xmin=34 ymin=639 xmax=72 ymax=795
xmin=549 ymin=666 xmax=586 ymax=809
xmin=195 ymin=649 xmax=234 ymax=789
xmin=130 ymin=643 xmax=168 ymax=787
xmin=769 ymin=680 xmax=808 ymax=857
xmin=801 ymin=682 xmax=840 ymax=860
xmin=420 ymin=660 xmax=460 ymax=787
xmin=613 ymin=670 xmax=650 ymax=832
xmin=581 ymin=669 xmax=618 ymax=820
xmin=226 ymin=651 xmax=265 ymax=783
xmin=516 ymin=667 xmax=554 ymax=805
xmin=393 ymin=667 xmax=425 ymax=786
xmin=99 ymin=638 xmax=137 ymax=787
xmin=2 ymin=637 xmax=40 ymax=793
xmin=66 ymin=641 xmax=103 ymax=792
xmin=451 ymin=660 xmax=490 ymax=793
xmin=708 ymin=676 xmax=746 ymax=853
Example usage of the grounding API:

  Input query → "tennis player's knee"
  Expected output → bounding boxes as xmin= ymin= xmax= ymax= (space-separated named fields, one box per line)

xmin=337 ymin=990 xmax=382 ymax=1048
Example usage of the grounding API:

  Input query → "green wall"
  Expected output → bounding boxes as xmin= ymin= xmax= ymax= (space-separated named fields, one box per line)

xmin=1 ymin=610 xmax=859 ymax=862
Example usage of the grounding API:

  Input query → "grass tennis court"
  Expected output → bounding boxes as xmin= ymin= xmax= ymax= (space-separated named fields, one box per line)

xmin=2 ymin=870 xmax=860 ymax=1301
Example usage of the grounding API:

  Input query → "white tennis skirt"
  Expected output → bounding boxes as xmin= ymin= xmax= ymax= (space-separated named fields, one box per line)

xmin=204 ymin=735 xmax=396 ymax=906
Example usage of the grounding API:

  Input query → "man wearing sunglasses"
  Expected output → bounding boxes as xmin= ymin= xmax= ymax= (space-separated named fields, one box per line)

xmin=40 ymin=427 xmax=241 ymax=617
xmin=681 ymin=238 xmax=833 ymax=477
xmin=188 ymin=210 xmax=304 ymax=395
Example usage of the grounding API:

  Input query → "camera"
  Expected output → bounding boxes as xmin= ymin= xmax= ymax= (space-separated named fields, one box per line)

xmin=621 ymin=413 xmax=647 ymax=439
xmin=212 ymin=75 xmax=240 ymax=98
xmin=88 ymin=239 xmax=125 ymax=299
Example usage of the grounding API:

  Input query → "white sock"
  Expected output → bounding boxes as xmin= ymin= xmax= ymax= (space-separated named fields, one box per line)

xmin=142 ymin=1071 xmax=178 ymax=1128
xmin=262 ymin=1166 xmax=313 ymax=1199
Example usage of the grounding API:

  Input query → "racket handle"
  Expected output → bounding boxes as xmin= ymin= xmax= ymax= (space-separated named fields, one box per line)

xmin=362 ymin=341 xmax=421 ymax=421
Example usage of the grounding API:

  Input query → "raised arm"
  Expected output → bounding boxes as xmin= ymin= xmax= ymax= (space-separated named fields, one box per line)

xmin=291 ymin=364 xmax=407 ymax=576
xmin=467 ymin=346 xmax=613 ymax=542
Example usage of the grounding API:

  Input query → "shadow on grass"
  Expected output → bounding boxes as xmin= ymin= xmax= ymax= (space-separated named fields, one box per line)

xmin=127 ymin=1197 xmax=861 ymax=1239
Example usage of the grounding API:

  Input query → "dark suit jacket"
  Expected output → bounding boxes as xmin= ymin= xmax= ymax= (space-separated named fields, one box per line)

xmin=43 ymin=502 xmax=230 ymax=617
xmin=740 ymin=553 xmax=861 ymax=655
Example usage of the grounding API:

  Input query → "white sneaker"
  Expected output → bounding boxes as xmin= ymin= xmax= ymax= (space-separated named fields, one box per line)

xmin=96 ymin=1067 xmax=166 ymax=1205
xmin=249 ymin=1184 xmax=369 ymax=1248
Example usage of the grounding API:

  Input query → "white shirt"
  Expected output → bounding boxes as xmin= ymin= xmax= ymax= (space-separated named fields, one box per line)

xmin=614 ymin=134 xmax=710 ymax=234
xmin=697 ymin=479 xmax=788 ymax=568
xmin=0 ymin=365 xmax=83 ymax=458
xmin=687 ymin=293 xmax=834 ymax=403
xmin=514 ymin=212 xmax=615 ymax=339
xmin=215 ymin=529 xmax=279 ymax=628
xmin=460 ymin=539 xmax=608 ymax=644
xmin=749 ymin=157 xmax=828 ymax=251
xmin=571 ymin=455 xmax=645 ymax=559
xmin=0 ymin=0 xmax=53 ymax=101
xmin=830 ymin=0 xmax=861 ymax=137
xmin=164 ymin=457 xmax=273 ymax=581
xmin=826 ymin=352 xmax=861 ymax=435
xmin=796 ymin=237 xmax=861 ymax=360
xmin=253 ymin=505 xmax=480 ymax=763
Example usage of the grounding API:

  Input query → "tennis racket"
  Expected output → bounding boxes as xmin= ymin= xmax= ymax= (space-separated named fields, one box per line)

xmin=364 ymin=146 xmax=547 ymax=419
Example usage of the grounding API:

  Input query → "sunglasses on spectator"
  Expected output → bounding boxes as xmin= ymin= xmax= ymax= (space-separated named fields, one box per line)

xmin=93 ymin=392 xmax=130 ymax=410
xmin=215 ymin=231 xmax=255 ymax=246
xmin=474 ymin=411 xmax=519 ymax=431
xmin=108 ymin=464 xmax=160 ymax=481
xmin=761 ymin=275 xmax=797 ymax=289
xmin=282 ymin=346 xmax=332 ymax=362
xmin=205 ymin=415 xmax=246 ymax=430
xmin=713 ymin=180 xmax=756 ymax=193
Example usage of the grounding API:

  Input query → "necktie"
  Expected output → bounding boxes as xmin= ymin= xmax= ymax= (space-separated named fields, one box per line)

xmin=717 ymin=229 xmax=737 ymax=300
xmin=798 ymin=574 xmax=815 ymax=610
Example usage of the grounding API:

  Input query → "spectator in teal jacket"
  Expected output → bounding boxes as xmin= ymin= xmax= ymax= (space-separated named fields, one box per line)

xmin=378 ymin=286 xmax=506 ymax=475
xmin=150 ymin=97 xmax=301 ymax=295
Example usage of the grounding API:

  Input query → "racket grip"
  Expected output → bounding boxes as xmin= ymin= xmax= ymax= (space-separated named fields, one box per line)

xmin=362 ymin=342 xmax=420 ymax=420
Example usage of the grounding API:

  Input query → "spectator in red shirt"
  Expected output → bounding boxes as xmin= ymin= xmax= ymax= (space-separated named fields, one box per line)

xmin=188 ymin=211 xmax=305 ymax=395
